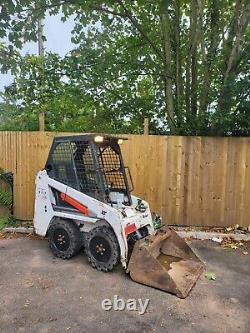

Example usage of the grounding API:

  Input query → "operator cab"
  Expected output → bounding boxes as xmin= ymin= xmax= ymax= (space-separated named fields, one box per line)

xmin=45 ymin=134 xmax=133 ymax=207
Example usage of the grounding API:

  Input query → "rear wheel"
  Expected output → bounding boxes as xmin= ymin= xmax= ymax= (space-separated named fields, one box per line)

xmin=48 ymin=219 xmax=82 ymax=259
xmin=85 ymin=226 xmax=120 ymax=272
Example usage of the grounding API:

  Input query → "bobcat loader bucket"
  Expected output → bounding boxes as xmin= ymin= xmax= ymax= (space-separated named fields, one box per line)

xmin=127 ymin=226 xmax=204 ymax=298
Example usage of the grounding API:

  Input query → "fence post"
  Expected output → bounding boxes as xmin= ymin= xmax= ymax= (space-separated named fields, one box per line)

xmin=144 ymin=118 xmax=149 ymax=135
xmin=39 ymin=112 xmax=45 ymax=131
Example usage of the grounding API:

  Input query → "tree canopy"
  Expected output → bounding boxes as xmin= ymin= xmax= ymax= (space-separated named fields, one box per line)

xmin=0 ymin=0 xmax=249 ymax=135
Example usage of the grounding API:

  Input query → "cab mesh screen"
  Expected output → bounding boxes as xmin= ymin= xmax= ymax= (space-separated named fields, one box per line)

xmin=51 ymin=141 xmax=99 ymax=196
xmin=98 ymin=146 xmax=127 ymax=190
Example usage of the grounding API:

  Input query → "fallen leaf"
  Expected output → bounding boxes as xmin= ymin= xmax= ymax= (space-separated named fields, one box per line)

xmin=242 ymin=251 xmax=248 ymax=255
xmin=229 ymin=244 xmax=238 ymax=249
xmin=205 ymin=272 xmax=216 ymax=280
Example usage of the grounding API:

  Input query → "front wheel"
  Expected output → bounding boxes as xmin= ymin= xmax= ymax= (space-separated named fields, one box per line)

xmin=48 ymin=219 xmax=82 ymax=259
xmin=84 ymin=226 xmax=120 ymax=272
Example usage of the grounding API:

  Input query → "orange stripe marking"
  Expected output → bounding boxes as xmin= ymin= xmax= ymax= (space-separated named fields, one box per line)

xmin=125 ymin=223 xmax=136 ymax=237
xmin=60 ymin=193 xmax=89 ymax=216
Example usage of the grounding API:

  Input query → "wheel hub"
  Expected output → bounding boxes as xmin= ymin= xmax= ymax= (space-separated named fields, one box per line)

xmin=90 ymin=236 xmax=111 ymax=262
xmin=57 ymin=234 xmax=67 ymax=244
xmin=96 ymin=243 xmax=106 ymax=255
xmin=53 ymin=228 xmax=70 ymax=251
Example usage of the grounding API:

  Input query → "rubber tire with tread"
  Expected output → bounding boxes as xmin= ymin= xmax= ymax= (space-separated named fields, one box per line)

xmin=48 ymin=219 xmax=82 ymax=259
xmin=85 ymin=225 xmax=120 ymax=272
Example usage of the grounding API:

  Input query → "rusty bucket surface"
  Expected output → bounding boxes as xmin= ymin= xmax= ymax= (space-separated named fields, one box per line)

xmin=127 ymin=226 xmax=204 ymax=298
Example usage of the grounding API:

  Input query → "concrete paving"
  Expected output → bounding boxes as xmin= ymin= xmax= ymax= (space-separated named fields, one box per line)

xmin=0 ymin=237 xmax=249 ymax=333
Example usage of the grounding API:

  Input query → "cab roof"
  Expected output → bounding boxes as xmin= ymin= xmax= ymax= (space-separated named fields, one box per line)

xmin=53 ymin=134 xmax=127 ymax=143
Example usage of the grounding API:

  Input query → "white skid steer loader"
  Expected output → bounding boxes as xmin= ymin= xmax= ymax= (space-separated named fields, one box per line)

xmin=34 ymin=134 xmax=204 ymax=298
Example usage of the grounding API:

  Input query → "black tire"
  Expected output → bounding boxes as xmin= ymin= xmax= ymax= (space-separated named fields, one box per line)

xmin=48 ymin=219 xmax=82 ymax=259
xmin=85 ymin=226 xmax=120 ymax=272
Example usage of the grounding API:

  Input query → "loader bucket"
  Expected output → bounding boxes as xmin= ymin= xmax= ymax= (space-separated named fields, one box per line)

xmin=127 ymin=226 xmax=204 ymax=298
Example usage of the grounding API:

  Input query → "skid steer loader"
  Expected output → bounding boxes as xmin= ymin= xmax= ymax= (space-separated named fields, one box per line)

xmin=34 ymin=134 xmax=204 ymax=298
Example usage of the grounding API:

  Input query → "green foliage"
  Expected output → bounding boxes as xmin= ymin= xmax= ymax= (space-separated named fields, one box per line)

xmin=0 ymin=215 xmax=16 ymax=230
xmin=205 ymin=272 xmax=216 ymax=281
xmin=0 ymin=0 xmax=249 ymax=136
xmin=0 ymin=190 xmax=12 ymax=210
xmin=0 ymin=169 xmax=13 ymax=210
xmin=0 ymin=216 xmax=9 ymax=230
xmin=0 ymin=168 xmax=15 ymax=229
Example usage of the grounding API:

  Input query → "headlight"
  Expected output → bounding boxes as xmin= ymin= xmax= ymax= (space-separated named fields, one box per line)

xmin=118 ymin=139 xmax=123 ymax=145
xmin=94 ymin=135 xmax=104 ymax=143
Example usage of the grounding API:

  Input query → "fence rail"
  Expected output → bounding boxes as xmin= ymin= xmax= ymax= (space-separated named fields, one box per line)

xmin=0 ymin=131 xmax=249 ymax=227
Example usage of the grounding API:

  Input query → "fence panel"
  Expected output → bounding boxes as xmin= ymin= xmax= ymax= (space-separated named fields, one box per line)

xmin=0 ymin=131 xmax=249 ymax=227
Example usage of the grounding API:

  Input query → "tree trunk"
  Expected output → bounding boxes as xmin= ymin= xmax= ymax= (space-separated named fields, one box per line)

xmin=223 ymin=3 xmax=250 ymax=83
xmin=221 ymin=0 xmax=244 ymax=78
xmin=187 ymin=0 xmax=203 ymax=134
xmin=190 ymin=0 xmax=198 ymax=119
xmin=199 ymin=0 xmax=220 ymax=122
xmin=215 ymin=1 xmax=250 ymax=134
xmin=185 ymin=0 xmax=201 ymax=130
xmin=38 ymin=18 xmax=45 ymax=57
xmin=160 ymin=1 xmax=176 ymax=134
xmin=38 ymin=17 xmax=45 ymax=131
xmin=174 ymin=0 xmax=182 ymax=127
xmin=185 ymin=59 xmax=191 ymax=122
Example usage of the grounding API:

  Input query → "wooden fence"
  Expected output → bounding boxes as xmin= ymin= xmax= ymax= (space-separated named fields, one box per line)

xmin=0 ymin=131 xmax=249 ymax=227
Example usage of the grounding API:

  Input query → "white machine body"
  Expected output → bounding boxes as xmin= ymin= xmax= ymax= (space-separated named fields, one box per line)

xmin=33 ymin=134 xmax=204 ymax=299
xmin=34 ymin=170 xmax=155 ymax=268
